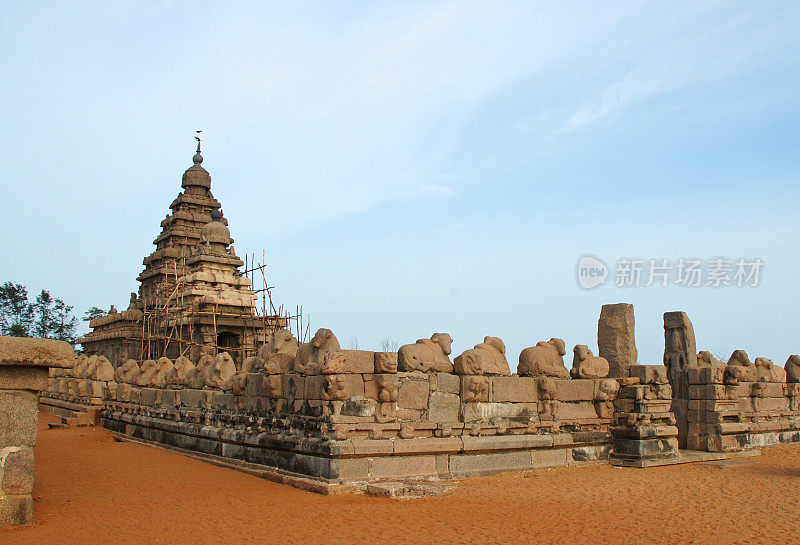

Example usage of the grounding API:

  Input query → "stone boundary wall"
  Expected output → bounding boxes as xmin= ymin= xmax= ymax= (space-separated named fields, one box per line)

xmin=41 ymin=303 xmax=800 ymax=489
xmin=41 ymin=332 xmax=676 ymax=488
xmin=686 ymin=363 xmax=800 ymax=451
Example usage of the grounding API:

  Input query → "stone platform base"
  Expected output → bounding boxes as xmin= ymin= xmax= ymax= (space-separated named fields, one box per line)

xmin=39 ymin=397 xmax=100 ymax=426
xmin=611 ymin=449 xmax=760 ymax=468
xmin=101 ymin=410 xmax=612 ymax=491
xmin=723 ymin=430 xmax=800 ymax=450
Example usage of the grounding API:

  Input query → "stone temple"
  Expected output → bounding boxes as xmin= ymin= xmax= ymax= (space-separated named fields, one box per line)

xmin=26 ymin=142 xmax=800 ymax=503
xmin=78 ymin=141 xmax=287 ymax=365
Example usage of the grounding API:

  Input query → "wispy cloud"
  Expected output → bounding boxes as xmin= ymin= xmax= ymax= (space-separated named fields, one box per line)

xmin=558 ymin=68 xmax=674 ymax=134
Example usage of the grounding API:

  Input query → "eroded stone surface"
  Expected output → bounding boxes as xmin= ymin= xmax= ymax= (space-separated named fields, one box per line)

xmin=598 ymin=303 xmax=637 ymax=378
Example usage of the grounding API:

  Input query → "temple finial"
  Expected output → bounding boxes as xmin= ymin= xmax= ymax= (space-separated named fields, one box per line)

xmin=193 ymin=130 xmax=203 ymax=165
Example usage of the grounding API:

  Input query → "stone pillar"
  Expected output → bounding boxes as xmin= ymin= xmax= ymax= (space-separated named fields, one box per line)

xmin=0 ymin=336 xmax=74 ymax=527
xmin=663 ymin=311 xmax=697 ymax=399
xmin=597 ymin=303 xmax=638 ymax=378
xmin=663 ymin=312 xmax=697 ymax=448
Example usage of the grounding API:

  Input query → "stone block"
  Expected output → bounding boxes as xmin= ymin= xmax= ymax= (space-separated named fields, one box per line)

xmin=0 ymin=336 xmax=74 ymax=368
xmin=129 ymin=386 xmax=141 ymax=404
xmin=392 ymin=436 xmax=463 ymax=454
xmin=531 ymin=448 xmax=569 ymax=467
xmin=0 ymin=390 xmax=37 ymax=447
xmin=0 ymin=493 xmax=32 ymax=526
xmin=628 ymin=365 xmax=668 ymax=385
xmin=282 ymin=374 xmax=305 ymax=400
xmin=89 ymin=380 xmax=105 ymax=398
xmin=0 ymin=366 xmax=48 ymax=391
xmin=138 ymin=388 xmax=159 ymax=407
xmin=554 ymin=379 xmax=595 ymax=402
xmin=396 ymin=408 xmax=423 ymax=421
xmin=427 ymin=392 xmax=460 ymax=422
xmin=179 ymin=389 xmax=208 ymax=409
xmin=364 ymin=375 xmax=377 ymax=400
xmin=461 ymin=434 xmax=553 ymax=451
xmin=398 ymin=374 xmax=429 ymax=410
xmin=341 ymin=396 xmax=378 ymax=417
xmin=244 ymin=373 xmax=264 ymax=397
xmin=432 ymin=372 xmax=460 ymax=394
xmin=688 ymin=366 xmax=724 ymax=385
xmin=304 ymin=374 xmax=325 ymax=400
xmin=753 ymin=383 xmax=785 ymax=398
xmin=322 ymin=350 xmax=375 ymax=374
xmin=461 ymin=402 xmax=538 ymax=423
xmin=0 ymin=447 xmax=34 ymax=495
xmin=555 ymin=401 xmax=598 ymax=420
xmin=449 ymin=451 xmax=533 ymax=474
xmin=368 ymin=455 xmax=438 ymax=479
xmin=755 ymin=397 xmax=790 ymax=412
xmin=490 ymin=376 xmax=538 ymax=403
xmin=212 ymin=393 xmax=236 ymax=410
xmin=160 ymin=390 xmax=179 ymax=408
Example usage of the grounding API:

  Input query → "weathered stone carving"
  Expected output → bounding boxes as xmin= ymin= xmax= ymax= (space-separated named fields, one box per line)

xmin=322 ymin=374 xmax=349 ymax=401
xmin=397 ymin=333 xmax=453 ymax=373
xmin=295 ymin=328 xmax=340 ymax=375
xmin=263 ymin=374 xmax=282 ymax=399
xmin=785 ymin=355 xmax=800 ymax=383
xmin=728 ymin=349 xmax=751 ymax=366
xmin=698 ymin=351 xmax=723 ymax=367
xmin=755 ymin=357 xmax=786 ymax=383
xmin=150 ymin=357 xmax=175 ymax=387
xmin=374 ymin=402 xmax=397 ymax=423
xmin=374 ymin=351 xmax=398 ymax=373
xmin=461 ymin=375 xmax=489 ymax=402
xmin=137 ymin=359 xmax=158 ymax=386
xmin=204 ymin=352 xmax=236 ymax=389
xmin=114 ymin=359 xmax=141 ymax=384
xmin=538 ymin=377 xmax=557 ymax=418
xmin=225 ymin=371 xmax=248 ymax=395
xmin=593 ymin=378 xmax=620 ymax=418
xmin=241 ymin=356 xmax=259 ymax=373
xmin=663 ymin=311 xmax=697 ymax=399
xmin=518 ymin=338 xmax=569 ymax=378
xmin=454 ymin=336 xmax=511 ymax=376
xmin=595 ymin=378 xmax=621 ymax=401
xmin=571 ymin=345 xmax=609 ymax=379
xmin=172 ymin=356 xmax=196 ymax=386
xmin=266 ymin=329 xmax=298 ymax=356
xmin=375 ymin=374 xmax=398 ymax=403
xmin=89 ymin=355 xmax=115 ymax=381
xmin=728 ymin=350 xmax=757 ymax=381
xmin=73 ymin=355 xmax=90 ymax=378
xmin=598 ymin=303 xmax=638 ymax=377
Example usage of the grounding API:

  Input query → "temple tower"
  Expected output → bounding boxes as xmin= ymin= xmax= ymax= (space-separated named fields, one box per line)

xmin=79 ymin=140 xmax=287 ymax=365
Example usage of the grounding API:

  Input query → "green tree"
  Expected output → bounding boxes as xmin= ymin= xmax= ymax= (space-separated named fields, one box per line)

xmin=31 ymin=290 xmax=79 ymax=345
xmin=0 ymin=282 xmax=33 ymax=337
xmin=0 ymin=282 xmax=80 ymax=345
xmin=83 ymin=306 xmax=106 ymax=323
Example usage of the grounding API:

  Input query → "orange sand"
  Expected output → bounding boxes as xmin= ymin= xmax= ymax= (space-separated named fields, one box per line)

xmin=5 ymin=413 xmax=800 ymax=545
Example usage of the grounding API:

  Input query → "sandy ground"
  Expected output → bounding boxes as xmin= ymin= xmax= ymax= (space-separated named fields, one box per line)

xmin=4 ymin=413 xmax=800 ymax=545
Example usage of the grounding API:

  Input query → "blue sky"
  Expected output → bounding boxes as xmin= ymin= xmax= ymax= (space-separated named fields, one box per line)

xmin=1 ymin=1 xmax=798 ymax=368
